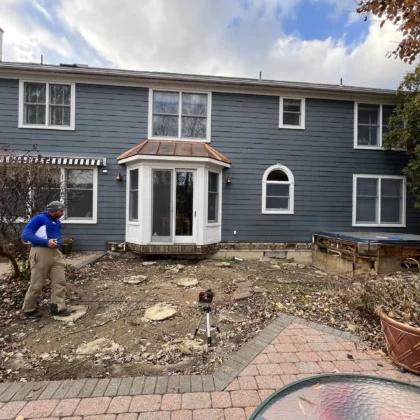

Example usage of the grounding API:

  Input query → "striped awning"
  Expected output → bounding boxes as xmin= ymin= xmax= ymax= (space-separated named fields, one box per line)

xmin=0 ymin=156 xmax=106 ymax=166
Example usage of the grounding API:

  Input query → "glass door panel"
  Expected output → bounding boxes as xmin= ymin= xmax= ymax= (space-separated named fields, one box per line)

xmin=151 ymin=170 xmax=172 ymax=243
xmin=175 ymin=170 xmax=195 ymax=244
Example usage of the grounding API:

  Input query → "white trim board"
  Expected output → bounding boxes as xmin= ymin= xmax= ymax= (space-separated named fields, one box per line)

xmin=0 ymin=70 xmax=397 ymax=104
xmin=118 ymin=155 xmax=230 ymax=168
xmin=279 ymin=97 xmax=305 ymax=130
xmin=148 ymin=89 xmax=212 ymax=142
xmin=262 ymin=164 xmax=295 ymax=215
xmin=352 ymin=174 xmax=406 ymax=227
xmin=18 ymin=80 xmax=76 ymax=130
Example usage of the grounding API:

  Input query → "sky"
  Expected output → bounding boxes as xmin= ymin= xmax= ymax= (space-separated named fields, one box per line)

xmin=0 ymin=0 xmax=415 ymax=89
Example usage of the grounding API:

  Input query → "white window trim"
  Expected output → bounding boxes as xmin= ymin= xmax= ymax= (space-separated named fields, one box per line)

xmin=279 ymin=97 xmax=305 ymax=130
xmin=207 ymin=170 xmax=220 ymax=224
xmin=127 ymin=168 xmax=140 ymax=225
xmin=354 ymin=102 xmax=387 ymax=150
xmin=61 ymin=166 xmax=98 ymax=224
xmin=262 ymin=164 xmax=295 ymax=214
xmin=18 ymin=80 xmax=76 ymax=130
xmin=148 ymin=88 xmax=212 ymax=142
xmin=352 ymin=174 xmax=406 ymax=227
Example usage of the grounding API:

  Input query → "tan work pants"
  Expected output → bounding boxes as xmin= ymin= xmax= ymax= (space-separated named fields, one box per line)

xmin=23 ymin=247 xmax=66 ymax=313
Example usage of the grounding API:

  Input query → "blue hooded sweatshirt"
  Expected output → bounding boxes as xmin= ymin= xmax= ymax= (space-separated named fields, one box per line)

xmin=22 ymin=212 xmax=62 ymax=248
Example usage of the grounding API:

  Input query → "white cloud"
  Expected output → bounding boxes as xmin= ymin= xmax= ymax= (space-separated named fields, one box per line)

xmin=266 ymin=20 xmax=410 ymax=87
xmin=0 ymin=0 xmax=414 ymax=88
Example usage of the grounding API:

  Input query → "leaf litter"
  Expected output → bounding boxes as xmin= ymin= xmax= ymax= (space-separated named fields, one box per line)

xmin=1 ymin=253 xmax=419 ymax=382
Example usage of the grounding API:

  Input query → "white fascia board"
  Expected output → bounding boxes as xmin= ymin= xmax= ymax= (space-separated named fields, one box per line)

xmin=118 ymin=155 xmax=231 ymax=168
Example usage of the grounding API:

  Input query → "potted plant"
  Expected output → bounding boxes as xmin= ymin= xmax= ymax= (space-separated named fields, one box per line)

xmin=61 ymin=236 xmax=75 ymax=255
xmin=377 ymin=306 xmax=420 ymax=374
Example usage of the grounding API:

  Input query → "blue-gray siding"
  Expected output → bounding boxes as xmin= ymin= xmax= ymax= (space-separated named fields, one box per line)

xmin=210 ymin=93 xmax=419 ymax=242
xmin=0 ymin=80 xmax=148 ymax=249
xmin=0 ymin=79 xmax=418 ymax=248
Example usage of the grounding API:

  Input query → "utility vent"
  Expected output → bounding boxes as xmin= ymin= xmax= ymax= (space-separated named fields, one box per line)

xmin=59 ymin=63 xmax=89 ymax=68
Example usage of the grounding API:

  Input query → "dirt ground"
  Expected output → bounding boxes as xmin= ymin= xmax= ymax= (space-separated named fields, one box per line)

xmin=1 ymin=253 xmax=418 ymax=383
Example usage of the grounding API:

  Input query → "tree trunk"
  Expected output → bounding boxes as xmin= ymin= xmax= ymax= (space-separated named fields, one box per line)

xmin=0 ymin=248 xmax=21 ymax=276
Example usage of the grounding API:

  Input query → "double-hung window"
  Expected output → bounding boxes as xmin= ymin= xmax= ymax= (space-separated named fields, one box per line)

xmin=129 ymin=169 xmax=139 ymax=222
xmin=353 ymin=175 xmax=405 ymax=227
xmin=207 ymin=172 xmax=219 ymax=223
xmin=279 ymin=97 xmax=305 ymax=129
xmin=38 ymin=167 xmax=98 ymax=223
xmin=354 ymin=103 xmax=395 ymax=149
xmin=19 ymin=81 xmax=75 ymax=129
xmin=1 ymin=166 xmax=97 ymax=223
xmin=150 ymin=90 xmax=211 ymax=141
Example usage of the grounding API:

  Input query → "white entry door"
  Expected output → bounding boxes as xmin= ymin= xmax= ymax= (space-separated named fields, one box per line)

xmin=151 ymin=169 xmax=196 ymax=244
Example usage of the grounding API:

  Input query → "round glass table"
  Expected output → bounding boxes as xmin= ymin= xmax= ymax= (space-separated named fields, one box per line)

xmin=249 ymin=374 xmax=420 ymax=420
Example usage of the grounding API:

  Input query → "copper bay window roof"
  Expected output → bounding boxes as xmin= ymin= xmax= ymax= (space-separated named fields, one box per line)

xmin=117 ymin=140 xmax=231 ymax=165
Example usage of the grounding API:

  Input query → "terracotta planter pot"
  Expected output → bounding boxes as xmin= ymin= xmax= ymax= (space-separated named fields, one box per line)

xmin=377 ymin=307 xmax=420 ymax=374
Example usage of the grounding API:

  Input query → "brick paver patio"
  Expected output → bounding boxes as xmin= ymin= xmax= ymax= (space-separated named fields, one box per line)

xmin=1 ymin=314 xmax=419 ymax=419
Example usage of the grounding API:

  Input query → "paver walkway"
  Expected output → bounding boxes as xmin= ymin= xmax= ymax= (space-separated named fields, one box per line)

xmin=1 ymin=314 xmax=419 ymax=419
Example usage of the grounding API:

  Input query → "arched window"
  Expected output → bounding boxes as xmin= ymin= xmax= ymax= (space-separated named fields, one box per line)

xmin=262 ymin=164 xmax=294 ymax=214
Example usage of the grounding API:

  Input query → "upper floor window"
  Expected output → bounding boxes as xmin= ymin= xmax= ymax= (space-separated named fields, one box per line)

xmin=262 ymin=164 xmax=295 ymax=214
xmin=149 ymin=90 xmax=211 ymax=141
xmin=353 ymin=174 xmax=405 ymax=227
xmin=279 ymin=97 xmax=305 ymax=129
xmin=354 ymin=103 xmax=395 ymax=149
xmin=19 ymin=81 xmax=76 ymax=130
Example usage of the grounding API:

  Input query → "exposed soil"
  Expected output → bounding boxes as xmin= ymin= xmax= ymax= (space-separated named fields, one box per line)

xmin=1 ymin=253 xmax=419 ymax=383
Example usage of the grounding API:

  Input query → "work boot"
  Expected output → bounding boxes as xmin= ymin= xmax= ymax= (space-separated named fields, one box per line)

xmin=25 ymin=309 xmax=42 ymax=319
xmin=50 ymin=304 xmax=72 ymax=317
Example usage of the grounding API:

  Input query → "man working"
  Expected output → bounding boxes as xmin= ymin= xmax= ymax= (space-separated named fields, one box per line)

xmin=21 ymin=201 xmax=71 ymax=318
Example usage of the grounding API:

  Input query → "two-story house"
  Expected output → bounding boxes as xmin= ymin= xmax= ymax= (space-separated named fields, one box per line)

xmin=0 ymin=55 xmax=417 ymax=255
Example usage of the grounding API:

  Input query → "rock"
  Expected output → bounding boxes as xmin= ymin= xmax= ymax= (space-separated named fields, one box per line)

xmin=315 ymin=270 xmax=328 ymax=276
xmin=215 ymin=262 xmax=231 ymax=268
xmin=144 ymin=304 xmax=177 ymax=321
xmin=4 ymin=355 xmax=32 ymax=371
xmin=76 ymin=338 xmax=123 ymax=355
xmin=96 ymin=284 xmax=109 ymax=290
xmin=143 ymin=261 xmax=157 ymax=266
xmin=234 ymin=290 xmax=252 ymax=301
xmin=298 ymin=264 xmax=306 ymax=269
xmin=178 ymin=345 xmax=191 ymax=355
xmin=219 ymin=309 xmax=247 ymax=323
xmin=123 ymin=275 xmax=148 ymax=284
xmin=282 ymin=263 xmax=298 ymax=268
xmin=181 ymin=339 xmax=203 ymax=351
xmin=120 ymin=252 xmax=138 ymax=259
xmin=166 ymin=264 xmax=185 ymax=274
xmin=176 ymin=277 xmax=198 ymax=287
xmin=235 ymin=281 xmax=252 ymax=289
xmin=253 ymin=286 xmax=265 ymax=294
xmin=53 ymin=306 xmax=87 ymax=324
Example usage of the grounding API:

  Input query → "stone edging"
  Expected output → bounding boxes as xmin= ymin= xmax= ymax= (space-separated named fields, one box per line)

xmin=0 ymin=313 xmax=360 ymax=402
xmin=70 ymin=251 xmax=107 ymax=270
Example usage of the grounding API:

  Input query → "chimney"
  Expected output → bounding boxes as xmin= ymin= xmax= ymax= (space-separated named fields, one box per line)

xmin=0 ymin=28 xmax=3 ymax=61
